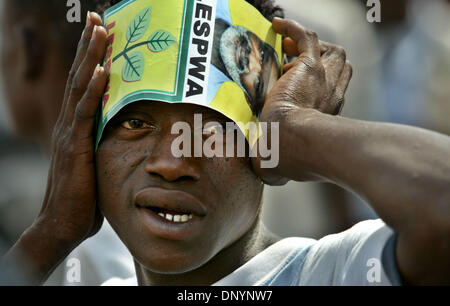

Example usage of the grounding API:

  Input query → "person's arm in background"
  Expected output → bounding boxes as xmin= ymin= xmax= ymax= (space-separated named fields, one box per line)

xmin=253 ymin=18 xmax=450 ymax=285
xmin=0 ymin=12 xmax=108 ymax=285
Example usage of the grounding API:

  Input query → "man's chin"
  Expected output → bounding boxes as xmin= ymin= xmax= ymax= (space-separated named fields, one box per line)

xmin=134 ymin=251 xmax=211 ymax=275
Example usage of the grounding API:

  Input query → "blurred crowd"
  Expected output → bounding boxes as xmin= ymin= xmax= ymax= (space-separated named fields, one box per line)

xmin=0 ymin=0 xmax=449 ymax=285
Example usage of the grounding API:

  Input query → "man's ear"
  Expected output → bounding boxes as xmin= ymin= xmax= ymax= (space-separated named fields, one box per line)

xmin=18 ymin=25 xmax=45 ymax=79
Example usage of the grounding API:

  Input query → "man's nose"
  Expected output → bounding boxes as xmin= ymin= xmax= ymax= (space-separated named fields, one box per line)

xmin=143 ymin=132 xmax=201 ymax=183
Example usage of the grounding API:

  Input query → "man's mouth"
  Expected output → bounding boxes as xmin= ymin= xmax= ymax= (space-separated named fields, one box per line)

xmin=145 ymin=206 xmax=193 ymax=223
xmin=134 ymin=187 xmax=206 ymax=215
xmin=134 ymin=187 xmax=207 ymax=240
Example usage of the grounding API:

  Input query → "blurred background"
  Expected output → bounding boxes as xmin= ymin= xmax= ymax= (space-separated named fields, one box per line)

xmin=0 ymin=0 xmax=449 ymax=284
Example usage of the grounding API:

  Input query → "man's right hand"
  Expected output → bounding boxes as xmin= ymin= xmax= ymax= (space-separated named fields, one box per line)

xmin=1 ymin=12 xmax=108 ymax=284
xmin=35 ymin=11 xmax=107 ymax=249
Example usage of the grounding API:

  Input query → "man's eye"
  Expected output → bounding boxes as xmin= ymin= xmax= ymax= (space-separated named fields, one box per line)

xmin=121 ymin=119 xmax=152 ymax=130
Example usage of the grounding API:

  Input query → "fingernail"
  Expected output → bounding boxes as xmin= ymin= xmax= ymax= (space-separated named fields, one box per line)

xmin=92 ymin=25 xmax=98 ymax=39
xmin=94 ymin=64 xmax=102 ymax=78
xmin=86 ymin=11 xmax=91 ymax=27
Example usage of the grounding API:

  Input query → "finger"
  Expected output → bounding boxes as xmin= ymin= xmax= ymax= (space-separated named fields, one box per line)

xmin=282 ymin=39 xmax=331 ymax=74
xmin=333 ymin=61 xmax=353 ymax=115
xmin=282 ymin=61 xmax=296 ymax=73
xmin=71 ymin=12 xmax=104 ymax=79
xmin=56 ymin=12 xmax=94 ymax=134
xmin=272 ymin=18 xmax=320 ymax=60
xmin=284 ymin=37 xmax=330 ymax=58
xmin=319 ymin=42 xmax=328 ymax=56
xmin=320 ymin=42 xmax=347 ymax=89
xmin=72 ymin=65 xmax=108 ymax=139
xmin=62 ymin=12 xmax=103 ymax=111
xmin=282 ymin=37 xmax=299 ymax=57
xmin=64 ymin=25 xmax=107 ymax=125
xmin=58 ymin=12 xmax=103 ymax=134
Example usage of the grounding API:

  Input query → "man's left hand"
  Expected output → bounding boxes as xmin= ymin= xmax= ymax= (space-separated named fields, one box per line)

xmin=252 ymin=18 xmax=352 ymax=185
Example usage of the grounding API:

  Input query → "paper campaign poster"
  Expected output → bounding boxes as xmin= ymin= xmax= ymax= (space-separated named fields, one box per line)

xmin=96 ymin=0 xmax=283 ymax=148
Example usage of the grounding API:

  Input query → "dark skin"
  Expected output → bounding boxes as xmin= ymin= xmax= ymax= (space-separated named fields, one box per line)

xmin=2 ymin=13 xmax=449 ymax=285
xmin=97 ymin=102 xmax=268 ymax=285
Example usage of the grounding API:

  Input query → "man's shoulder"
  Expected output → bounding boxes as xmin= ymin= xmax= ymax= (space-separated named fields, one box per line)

xmin=213 ymin=236 xmax=317 ymax=286
xmin=299 ymin=219 xmax=400 ymax=285
xmin=260 ymin=219 xmax=388 ymax=264
xmin=215 ymin=219 xmax=398 ymax=286
xmin=265 ymin=236 xmax=317 ymax=253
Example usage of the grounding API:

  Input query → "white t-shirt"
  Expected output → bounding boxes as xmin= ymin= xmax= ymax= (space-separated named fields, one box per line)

xmin=103 ymin=219 xmax=401 ymax=286
xmin=54 ymin=221 xmax=135 ymax=286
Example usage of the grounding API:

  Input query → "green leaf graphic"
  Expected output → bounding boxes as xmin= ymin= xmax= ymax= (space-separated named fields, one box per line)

xmin=147 ymin=30 xmax=176 ymax=52
xmin=126 ymin=7 xmax=152 ymax=44
xmin=122 ymin=51 xmax=145 ymax=82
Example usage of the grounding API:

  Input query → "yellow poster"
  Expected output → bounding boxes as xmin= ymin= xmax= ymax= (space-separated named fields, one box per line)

xmin=97 ymin=0 xmax=283 ymax=148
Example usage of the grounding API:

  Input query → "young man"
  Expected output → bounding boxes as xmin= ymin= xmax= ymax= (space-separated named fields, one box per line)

xmin=0 ymin=0 xmax=286 ymax=285
xmin=2 ymin=2 xmax=450 ymax=286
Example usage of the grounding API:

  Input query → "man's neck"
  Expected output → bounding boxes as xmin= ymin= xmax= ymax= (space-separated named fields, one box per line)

xmin=134 ymin=219 xmax=279 ymax=286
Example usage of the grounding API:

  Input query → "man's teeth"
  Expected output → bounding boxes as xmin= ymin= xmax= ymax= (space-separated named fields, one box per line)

xmin=157 ymin=212 xmax=193 ymax=222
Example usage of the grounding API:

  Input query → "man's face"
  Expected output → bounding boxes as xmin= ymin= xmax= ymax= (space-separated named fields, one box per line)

xmin=220 ymin=26 xmax=280 ymax=116
xmin=96 ymin=102 xmax=263 ymax=273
